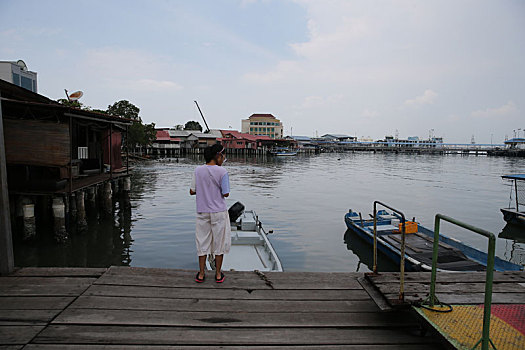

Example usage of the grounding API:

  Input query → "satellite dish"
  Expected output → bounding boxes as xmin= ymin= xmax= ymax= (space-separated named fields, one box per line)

xmin=69 ymin=91 xmax=83 ymax=101
xmin=17 ymin=60 xmax=28 ymax=71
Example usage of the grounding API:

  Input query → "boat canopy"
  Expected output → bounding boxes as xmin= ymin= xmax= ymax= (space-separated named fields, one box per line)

xmin=502 ymin=174 xmax=525 ymax=180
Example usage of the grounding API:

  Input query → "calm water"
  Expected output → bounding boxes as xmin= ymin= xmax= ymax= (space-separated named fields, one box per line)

xmin=14 ymin=153 xmax=525 ymax=272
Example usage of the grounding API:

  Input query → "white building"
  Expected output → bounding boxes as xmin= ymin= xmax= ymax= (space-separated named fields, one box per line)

xmin=0 ymin=60 xmax=37 ymax=93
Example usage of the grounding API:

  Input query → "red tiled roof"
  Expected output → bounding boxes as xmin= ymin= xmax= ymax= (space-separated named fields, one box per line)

xmin=156 ymin=130 xmax=171 ymax=141
xmin=220 ymin=130 xmax=272 ymax=141
xmin=249 ymin=113 xmax=276 ymax=119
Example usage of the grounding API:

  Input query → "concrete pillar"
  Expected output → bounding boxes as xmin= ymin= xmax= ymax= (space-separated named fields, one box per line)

xmin=52 ymin=197 xmax=68 ymax=243
xmin=69 ymin=193 xmax=77 ymax=220
xmin=102 ymin=181 xmax=113 ymax=217
xmin=122 ymin=176 xmax=131 ymax=209
xmin=86 ymin=186 xmax=96 ymax=214
xmin=76 ymin=190 xmax=87 ymax=230
xmin=22 ymin=203 xmax=36 ymax=241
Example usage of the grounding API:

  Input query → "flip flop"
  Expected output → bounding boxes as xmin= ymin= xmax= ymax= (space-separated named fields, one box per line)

xmin=195 ymin=272 xmax=205 ymax=283
xmin=215 ymin=272 xmax=225 ymax=283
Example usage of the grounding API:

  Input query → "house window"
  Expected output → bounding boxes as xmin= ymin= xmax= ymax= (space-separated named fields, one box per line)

xmin=12 ymin=73 xmax=20 ymax=86
xmin=21 ymin=76 xmax=33 ymax=91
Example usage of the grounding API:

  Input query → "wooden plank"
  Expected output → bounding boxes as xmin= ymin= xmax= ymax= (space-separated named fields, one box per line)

xmin=103 ymin=268 xmax=363 ymax=289
xmin=85 ymin=284 xmax=371 ymax=300
xmin=384 ymin=292 xmax=525 ymax=304
xmin=0 ymin=277 xmax=95 ymax=296
xmin=70 ymin=295 xmax=379 ymax=313
xmin=357 ymin=277 xmax=392 ymax=311
xmin=367 ymin=271 xmax=525 ymax=283
xmin=34 ymin=325 xmax=438 ymax=345
xmin=375 ymin=281 xmax=525 ymax=294
xmin=10 ymin=268 xmax=107 ymax=278
xmin=0 ymin=99 xmax=14 ymax=276
xmin=0 ymin=346 xmax=23 ymax=350
xmin=23 ymin=345 xmax=445 ymax=350
xmin=52 ymin=309 xmax=417 ymax=328
xmin=0 ymin=297 xmax=74 ymax=310
xmin=93 ymin=274 xmax=271 ymax=289
xmin=0 ymin=325 xmax=44 ymax=345
xmin=0 ymin=309 xmax=61 ymax=325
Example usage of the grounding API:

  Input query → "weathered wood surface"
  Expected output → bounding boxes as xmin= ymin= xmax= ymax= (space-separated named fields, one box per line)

xmin=54 ymin=309 xmax=418 ymax=327
xmin=22 ymin=345 xmax=444 ymax=350
xmin=34 ymin=325 xmax=437 ymax=345
xmin=10 ymin=268 xmax=107 ymax=277
xmin=0 ymin=267 xmax=444 ymax=348
xmin=0 ymin=297 xmax=74 ymax=310
xmin=84 ymin=284 xmax=372 ymax=300
xmin=0 ymin=277 xmax=96 ymax=296
xmin=70 ymin=295 xmax=379 ymax=312
xmin=0 ymin=326 xmax=44 ymax=345
xmin=365 ymin=271 xmax=525 ymax=307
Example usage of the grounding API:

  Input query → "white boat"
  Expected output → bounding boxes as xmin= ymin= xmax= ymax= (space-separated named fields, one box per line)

xmin=206 ymin=210 xmax=283 ymax=272
xmin=268 ymin=148 xmax=298 ymax=156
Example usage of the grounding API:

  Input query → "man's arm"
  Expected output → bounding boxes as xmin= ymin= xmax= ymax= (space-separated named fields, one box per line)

xmin=221 ymin=173 xmax=230 ymax=198
xmin=190 ymin=172 xmax=196 ymax=195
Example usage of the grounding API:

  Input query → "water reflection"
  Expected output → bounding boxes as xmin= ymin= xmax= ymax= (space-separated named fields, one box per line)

xmin=499 ymin=223 xmax=525 ymax=266
xmin=343 ymin=229 xmax=399 ymax=272
xmin=14 ymin=195 xmax=134 ymax=267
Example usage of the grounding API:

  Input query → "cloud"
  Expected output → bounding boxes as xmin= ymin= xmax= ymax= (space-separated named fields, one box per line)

xmin=362 ymin=108 xmax=378 ymax=118
xmin=471 ymin=101 xmax=517 ymax=119
xmin=133 ymin=79 xmax=182 ymax=91
xmin=296 ymin=94 xmax=344 ymax=109
xmin=81 ymin=47 xmax=184 ymax=92
xmin=404 ymin=89 xmax=438 ymax=107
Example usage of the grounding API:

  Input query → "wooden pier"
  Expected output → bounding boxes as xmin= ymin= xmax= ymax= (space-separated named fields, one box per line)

xmin=0 ymin=267 xmax=445 ymax=349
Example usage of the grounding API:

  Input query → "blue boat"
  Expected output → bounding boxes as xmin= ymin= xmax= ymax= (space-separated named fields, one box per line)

xmin=344 ymin=209 xmax=523 ymax=272
xmin=501 ymin=174 xmax=525 ymax=226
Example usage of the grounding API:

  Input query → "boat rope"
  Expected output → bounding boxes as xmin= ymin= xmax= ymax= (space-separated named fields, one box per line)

xmin=254 ymin=270 xmax=274 ymax=289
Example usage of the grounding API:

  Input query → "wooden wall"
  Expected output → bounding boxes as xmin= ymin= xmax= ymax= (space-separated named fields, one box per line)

xmin=4 ymin=119 xmax=70 ymax=167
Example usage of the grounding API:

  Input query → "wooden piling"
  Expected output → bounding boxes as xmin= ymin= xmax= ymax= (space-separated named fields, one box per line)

xmin=0 ymin=93 xmax=14 ymax=275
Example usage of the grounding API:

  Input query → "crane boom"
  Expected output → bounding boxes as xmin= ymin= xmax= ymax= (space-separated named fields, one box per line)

xmin=194 ymin=100 xmax=210 ymax=133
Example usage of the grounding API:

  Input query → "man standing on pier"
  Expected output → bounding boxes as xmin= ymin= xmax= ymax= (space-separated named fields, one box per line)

xmin=190 ymin=144 xmax=230 ymax=283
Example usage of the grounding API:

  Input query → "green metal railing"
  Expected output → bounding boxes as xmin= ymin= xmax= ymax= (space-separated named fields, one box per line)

xmin=423 ymin=214 xmax=496 ymax=350
xmin=373 ymin=201 xmax=406 ymax=301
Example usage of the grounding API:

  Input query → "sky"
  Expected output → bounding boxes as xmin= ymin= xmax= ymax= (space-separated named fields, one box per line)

xmin=1 ymin=0 xmax=524 ymax=143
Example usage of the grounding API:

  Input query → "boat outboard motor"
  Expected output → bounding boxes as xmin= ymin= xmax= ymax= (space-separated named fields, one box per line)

xmin=228 ymin=202 xmax=245 ymax=222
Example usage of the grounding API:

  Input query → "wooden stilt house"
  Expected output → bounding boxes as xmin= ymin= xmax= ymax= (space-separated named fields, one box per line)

xmin=0 ymin=79 xmax=132 ymax=195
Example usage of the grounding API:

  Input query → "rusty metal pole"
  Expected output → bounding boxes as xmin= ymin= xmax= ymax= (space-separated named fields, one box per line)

xmin=0 ymin=93 xmax=14 ymax=275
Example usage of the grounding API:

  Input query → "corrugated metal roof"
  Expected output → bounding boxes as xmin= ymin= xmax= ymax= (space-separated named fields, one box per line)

xmin=190 ymin=132 xmax=217 ymax=139
xmin=168 ymin=130 xmax=191 ymax=137
xmin=505 ymin=138 xmax=525 ymax=143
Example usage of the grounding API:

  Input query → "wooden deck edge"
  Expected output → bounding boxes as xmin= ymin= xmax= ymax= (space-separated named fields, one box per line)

xmin=357 ymin=276 xmax=393 ymax=312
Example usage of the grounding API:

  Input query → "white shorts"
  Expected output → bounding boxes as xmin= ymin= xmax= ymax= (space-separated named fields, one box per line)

xmin=196 ymin=210 xmax=231 ymax=256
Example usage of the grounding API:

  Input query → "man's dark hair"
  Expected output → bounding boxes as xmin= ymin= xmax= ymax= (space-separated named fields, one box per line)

xmin=204 ymin=143 xmax=224 ymax=163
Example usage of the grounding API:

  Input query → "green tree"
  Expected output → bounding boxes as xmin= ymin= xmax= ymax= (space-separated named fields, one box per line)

xmin=107 ymin=100 xmax=140 ymax=120
xmin=184 ymin=120 xmax=202 ymax=131
xmin=106 ymin=100 xmax=155 ymax=153
xmin=57 ymin=98 xmax=83 ymax=109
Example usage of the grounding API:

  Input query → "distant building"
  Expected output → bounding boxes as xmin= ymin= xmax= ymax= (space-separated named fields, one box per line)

xmin=241 ymin=114 xmax=283 ymax=139
xmin=504 ymin=138 xmax=525 ymax=150
xmin=0 ymin=60 xmax=37 ymax=93
xmin=321 ymin=134 xmax=357 ymax=142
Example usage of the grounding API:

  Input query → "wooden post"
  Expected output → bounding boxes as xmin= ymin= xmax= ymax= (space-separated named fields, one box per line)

xmin=0 ymin=93 xmax=14 ymax=275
